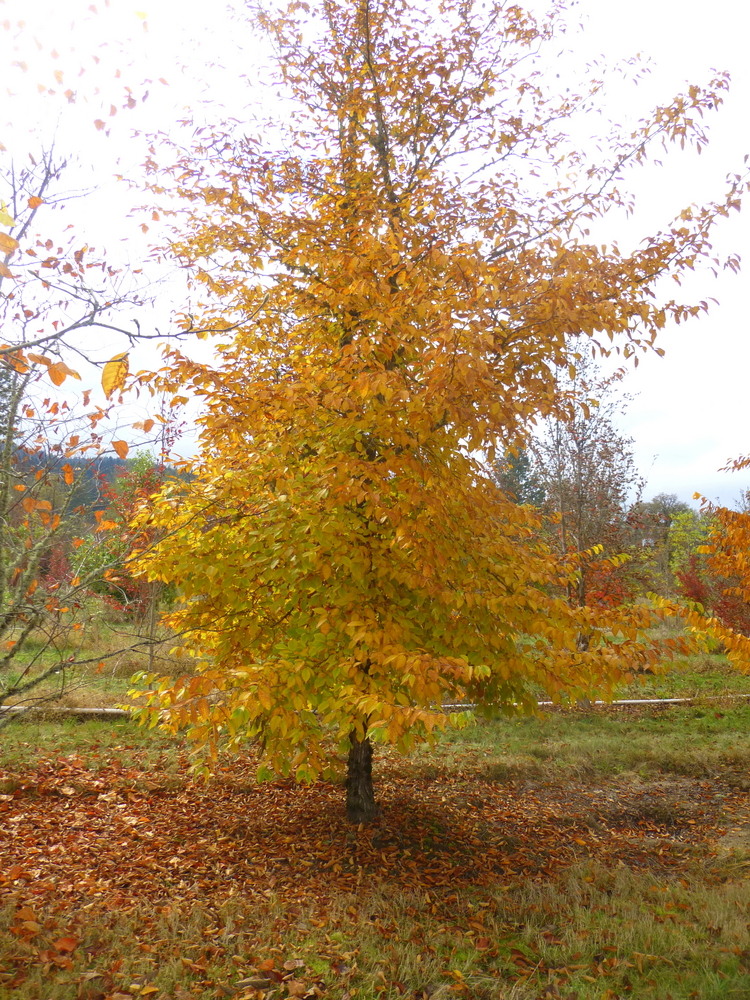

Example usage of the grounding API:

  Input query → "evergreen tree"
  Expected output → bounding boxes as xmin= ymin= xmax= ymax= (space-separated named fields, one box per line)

xmin=493 ymin=449 xmax=545 ymax=506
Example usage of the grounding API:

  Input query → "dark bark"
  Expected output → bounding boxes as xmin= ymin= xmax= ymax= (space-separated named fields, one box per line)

xmin=345 ymin=731 xmax=379 ymax=823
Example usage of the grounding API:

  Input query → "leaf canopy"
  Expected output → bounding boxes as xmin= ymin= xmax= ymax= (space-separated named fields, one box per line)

xmin=131 ymin=0 xmax=743 ymax=782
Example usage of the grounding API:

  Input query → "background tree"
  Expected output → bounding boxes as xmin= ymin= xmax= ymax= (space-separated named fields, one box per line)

xmin=493 ymin=449 xmax=545 ymax=507
xmin=131 ymin=0 xmax=741 ymax=821
xmin=530 ymin=354 xmax=644 ymax=609
xmin=680 ymin=471 xmax=750 ymax=653
xmin=631 ymin=492 xmax=694 ymax=593
xmin=0 ymin=149 xmax=146 ymax=369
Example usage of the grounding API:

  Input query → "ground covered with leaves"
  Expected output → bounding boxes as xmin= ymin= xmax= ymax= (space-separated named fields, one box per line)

xmin=2 ymin=706 xmax=750 ymax=1000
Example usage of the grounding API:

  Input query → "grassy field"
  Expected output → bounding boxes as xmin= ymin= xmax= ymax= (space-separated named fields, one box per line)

xmin=7 ymin=618 xmax=750 ymax=714
xmin=2 ymin=670 xmax=750 ymax=1000
xmin=1 ymin=616 xmax=192 ymax=713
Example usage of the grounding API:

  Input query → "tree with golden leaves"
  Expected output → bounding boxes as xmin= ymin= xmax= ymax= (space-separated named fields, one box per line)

xmin=131 ymin=0 xmax=745 ymax=821
xmin=688 ymin=457 xmax=750 ymax=664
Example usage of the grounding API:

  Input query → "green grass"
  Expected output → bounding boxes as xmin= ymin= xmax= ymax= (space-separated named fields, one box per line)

xmin=616 ymin=651 xmax=750 ymax=700
xmin=410 ymin=702 xmax=750 ymax=788
xmin=0 ymin=717 xmax=187 ymax=784
xmin=6 ymin=697 xmax=750 ymax=787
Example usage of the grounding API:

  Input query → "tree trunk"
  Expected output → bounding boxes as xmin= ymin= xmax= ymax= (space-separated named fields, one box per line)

xmin=345 ymin=731 xmax=379 ymax=823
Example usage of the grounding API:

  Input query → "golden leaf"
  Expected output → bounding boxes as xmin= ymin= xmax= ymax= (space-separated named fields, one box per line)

xmin=102 ymin=353 xmax=129 ymax=399
xmin=0 ymin=232 xmax=19 ymax=252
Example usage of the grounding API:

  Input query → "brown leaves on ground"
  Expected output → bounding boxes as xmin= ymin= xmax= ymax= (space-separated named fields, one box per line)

xmin=0 ymin=747 xmax=740 ymax=915
xmin=3 ymin=741 xmax=749 ymax=999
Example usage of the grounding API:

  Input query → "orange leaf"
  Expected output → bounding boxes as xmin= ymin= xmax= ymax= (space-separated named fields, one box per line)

xmin=96 ymin=518 xmax=120 ymax=532
xmin=112 ymin=440 xmax=130 ymax=460
xmin=47 ymin=361 xmax=81 ymax=386
xmin=54 ymin=936 xmax=78 ymax=953
xmin=62 ymin=463 xmax=74 ymax=485
xmin=28 ymin=195 xmax=43 ymax=209
xmin=94 ymin=119 xmax=106 ymax=130
xmin=48 ymin=365 xmax=66 ymax=387
xmin=27 ymin=353 xmax=52 ymax=366
xmin=0 ymin=262 xmax=14 ymax=278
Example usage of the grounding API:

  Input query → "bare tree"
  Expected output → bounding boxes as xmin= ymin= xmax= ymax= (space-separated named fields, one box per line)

xmin=0 ymin=149 xmax=179 ymax=726
xmin=531 ymin=350 xmax=644 ymax=610
xmin=0 ymin=148 xmax=149 ymax=366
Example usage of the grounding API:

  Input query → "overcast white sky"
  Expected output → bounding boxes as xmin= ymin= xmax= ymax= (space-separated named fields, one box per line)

xmin=1 ymin=0 xmax=748 ymax=505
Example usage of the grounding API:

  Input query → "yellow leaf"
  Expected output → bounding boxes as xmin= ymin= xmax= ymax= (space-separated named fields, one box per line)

xmin=257 ymin=687 xmax=272 ymax=711
xmin=112 ymin=440 xmax=130 ymax=460
xmin=0 ymin=210 xmax=14 ymax=227
xmin=102 ymin=353 xmax=129 ymax=399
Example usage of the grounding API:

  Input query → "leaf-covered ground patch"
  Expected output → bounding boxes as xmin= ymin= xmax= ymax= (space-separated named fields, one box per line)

xmin=2 ymin=712 xmax=750 ymax=999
